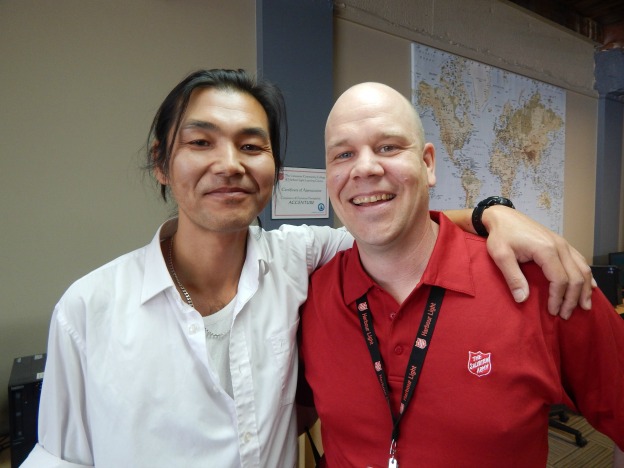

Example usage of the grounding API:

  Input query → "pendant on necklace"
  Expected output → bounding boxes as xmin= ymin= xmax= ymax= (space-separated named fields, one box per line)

xmin=205 ymin=327 xmax=229 ymax=339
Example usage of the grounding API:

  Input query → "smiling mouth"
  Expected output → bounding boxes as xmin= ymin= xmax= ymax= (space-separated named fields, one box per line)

xmin=209 ymin=187 xmax=250 ymax=195
xmin=351 ymin=193 xmax=395 ymax=205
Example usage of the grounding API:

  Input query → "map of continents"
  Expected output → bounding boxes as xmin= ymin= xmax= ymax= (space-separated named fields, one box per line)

xmin=411 ymin=43 xmax=565 ymax=233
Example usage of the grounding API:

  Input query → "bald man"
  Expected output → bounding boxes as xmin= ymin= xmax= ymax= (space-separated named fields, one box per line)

xmin=299 ymin=82 xmax=624 ymax=467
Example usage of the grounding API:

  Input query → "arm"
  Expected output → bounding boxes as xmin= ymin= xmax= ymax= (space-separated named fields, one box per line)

xmin=24 ymin=303 xmax=95 ymax=467
xmin=443 ymin=206 xmax=593 ymax=319
xmin=555 ymin=289 xmax=624 ymax=453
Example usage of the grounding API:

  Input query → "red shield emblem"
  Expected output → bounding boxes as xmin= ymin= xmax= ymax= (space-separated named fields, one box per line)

xmin=467 ymin=351 xmax=492 ymax=377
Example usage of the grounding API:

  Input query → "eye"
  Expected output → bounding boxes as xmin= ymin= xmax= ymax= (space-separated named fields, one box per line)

xmin=241 ymin=143 xmax=273 ymax=156
xmin=379 ymin=144 xmax=397 ymax=153
xmin=336 ymin=151 xmax=353 ymax=160
xmin=189 ymin=139 xmax=211 ymax=147
xmin=241 ymin=144 xmax=262 ymax=152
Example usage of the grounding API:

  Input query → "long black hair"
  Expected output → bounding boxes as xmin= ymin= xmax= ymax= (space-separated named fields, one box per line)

xmin=146 ymin=69 xmax=287 ymax=202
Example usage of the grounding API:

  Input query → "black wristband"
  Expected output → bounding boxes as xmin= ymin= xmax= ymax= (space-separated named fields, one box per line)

xmin=472 ymin=196 xmax=515 ymax=237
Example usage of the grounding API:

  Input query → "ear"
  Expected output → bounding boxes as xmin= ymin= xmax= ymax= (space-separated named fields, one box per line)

xmin=423 ymin=142 xmax=436 ymax=188
xmin=151 ymin=142 xmax=168 ymax=186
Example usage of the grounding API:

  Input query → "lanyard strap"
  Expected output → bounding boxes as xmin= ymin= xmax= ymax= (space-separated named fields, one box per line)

xmin=355 ymin=286 xmax=445 ymax=445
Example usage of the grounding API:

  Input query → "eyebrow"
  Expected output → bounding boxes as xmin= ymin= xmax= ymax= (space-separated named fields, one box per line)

xmin=327 ymin=131 xmax=404 ymax=150
xmin=326 ymin=138 xmax=350 ymax=151
xmin=182 ymin=120 xmax=270 ymax=141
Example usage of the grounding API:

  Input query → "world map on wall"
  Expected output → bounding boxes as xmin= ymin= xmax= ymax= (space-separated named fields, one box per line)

xmin=411 ymin=43 xmax=566 ymax=233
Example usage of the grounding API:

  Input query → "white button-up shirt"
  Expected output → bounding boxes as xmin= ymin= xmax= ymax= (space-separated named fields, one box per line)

xmin=22 ymin=220 xmax=352 ymax=468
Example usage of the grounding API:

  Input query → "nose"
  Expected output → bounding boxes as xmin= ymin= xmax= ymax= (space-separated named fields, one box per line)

xmin=351 ymin=147 xmax=384 ymax=179
xmin=214 ymin=144 xmax=245 ymax=176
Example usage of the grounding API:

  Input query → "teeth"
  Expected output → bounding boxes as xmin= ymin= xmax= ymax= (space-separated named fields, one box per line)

xmin=352 ymin=193 xmax=395 ymax=205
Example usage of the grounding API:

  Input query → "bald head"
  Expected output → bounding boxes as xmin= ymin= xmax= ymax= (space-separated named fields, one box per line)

xmin=325 ymin=82 xmax=425 ymax=151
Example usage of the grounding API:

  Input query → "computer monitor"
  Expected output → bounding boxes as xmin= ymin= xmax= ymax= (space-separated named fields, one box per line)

xmin=608 ymin=251 xmax=624 ymax=292
xmin=591 ymin=265 xmax=622 ymax=306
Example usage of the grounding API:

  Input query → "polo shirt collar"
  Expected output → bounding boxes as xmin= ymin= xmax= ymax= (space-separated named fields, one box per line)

xmin=343 ymin=211 xmax=476 ymax=305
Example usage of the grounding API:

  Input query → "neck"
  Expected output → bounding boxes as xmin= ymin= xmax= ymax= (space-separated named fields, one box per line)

xmin=164 ymin=222 xmax=248 ymax=316
xmin=358 ymin=219 xmax=439 ymax=304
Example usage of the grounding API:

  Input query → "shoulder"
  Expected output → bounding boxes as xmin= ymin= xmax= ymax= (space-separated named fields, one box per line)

xmin=59 ymin=245 xmax=148 ymax=311
xmin=262 ymin=224 xmax=349 ymax=244
xmin=457 ymin=222 xmax=550 ymax=290
xmin=252 ymin=224 xmax=315 ymax=257
xmin=310 ymin=247 xmax=350 ymax=276
xmin=307 ymin=247 xmax=353 ymax=294
xmin=256 ymin=224 xmax=353 ymax=270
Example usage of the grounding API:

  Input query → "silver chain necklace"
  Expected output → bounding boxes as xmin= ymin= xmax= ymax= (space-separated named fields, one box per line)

xmin=167 ymin=236 xmax=229 ymax=339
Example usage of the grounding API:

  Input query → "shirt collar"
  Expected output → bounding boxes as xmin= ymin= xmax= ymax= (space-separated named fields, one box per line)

xmin=140 ymin=220 xmax=269 ymax=306
xmin=343 ymin=211 xmax=476 ymax=305
xmin=141 ymin=218 xmax=178 ymax=305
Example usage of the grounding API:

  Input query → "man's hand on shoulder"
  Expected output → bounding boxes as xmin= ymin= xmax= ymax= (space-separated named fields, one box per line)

xmin=482 ymin=205 xmax=594 ymax=319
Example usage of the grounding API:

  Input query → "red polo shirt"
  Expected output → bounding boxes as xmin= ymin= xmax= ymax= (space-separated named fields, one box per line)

xmin=300 ymin=212 xmax=624 ymax=467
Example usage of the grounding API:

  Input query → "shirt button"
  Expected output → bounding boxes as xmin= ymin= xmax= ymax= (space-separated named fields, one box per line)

xmin=389 ymin=313 xmax=396 ymax=320
xmin=394 ymin=345 xmax=403 ymax=355
xmin=243 ymin=432 xmax=252 ymax=443
xmin=188 ymin=324 xmax=201 ymax=334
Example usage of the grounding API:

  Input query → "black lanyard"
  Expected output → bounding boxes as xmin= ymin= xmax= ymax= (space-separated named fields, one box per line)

xmin=355 ymin=286 xmax=445 ymax=466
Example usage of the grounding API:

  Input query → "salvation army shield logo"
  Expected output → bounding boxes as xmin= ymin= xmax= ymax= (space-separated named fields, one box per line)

xmin=467 ymin=351 xmax=492 ymax=377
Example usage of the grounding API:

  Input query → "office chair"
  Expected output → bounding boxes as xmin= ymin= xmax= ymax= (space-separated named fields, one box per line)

xmin=548 ymin=404 xmax=588 ymax=447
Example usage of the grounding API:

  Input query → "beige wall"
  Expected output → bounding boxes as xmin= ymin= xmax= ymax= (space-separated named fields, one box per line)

xmin=333 ymin=1 xmax=598 ymax=260
xmin=333 ymin=0 xmax=597 ymax=95
xmin=0 ymin=0 xmax=256 ymax=432
xmin=563 ymin=91 xmax=598 ymax=258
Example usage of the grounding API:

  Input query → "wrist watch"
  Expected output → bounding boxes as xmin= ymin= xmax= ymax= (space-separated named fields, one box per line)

xmin=472 ymin=196 xmax=515 ymax=237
